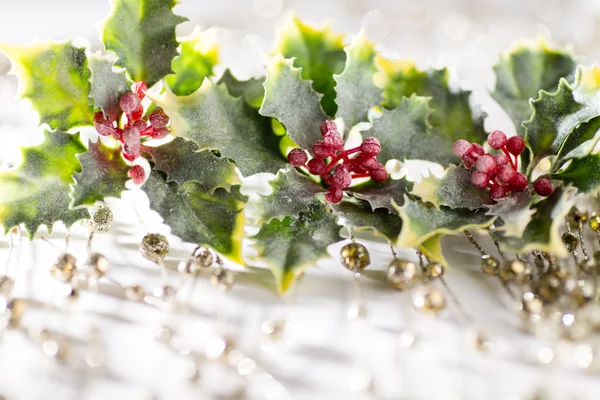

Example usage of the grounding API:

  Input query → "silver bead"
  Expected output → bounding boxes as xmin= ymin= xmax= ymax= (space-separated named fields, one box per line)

xmin=340 ymin=242 xmax=370 ymax=272
xmin=387 ymin=259 xmax=418 ymax=290
xmin=89 ymin=203 xmax=113 ymax=233
xmin=50 ymin=253 xmax=78 ymax=283
xmin=211 ymin=267 xmax=234 ymax=292
xmin=84 ymin=253 xmax=110 ymax=279
xmin=194 ymin=246 xmax=215 ymax=268
xmin=140 ymin=233 xmax=169 ymax=262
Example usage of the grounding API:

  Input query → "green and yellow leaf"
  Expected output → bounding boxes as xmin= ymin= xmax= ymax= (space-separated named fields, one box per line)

xmin=88 ymin=51 xmax=132 ymax=121
xmin=218 ymin=69 xmax=265 ymax=109
xmin=554 ymin=155 xmax=600 ymax=193
xmin=484 ymin=191 xmax=535 ymax=238
xmin=348 ymin=177 xmax=412 ymax=212
xmin=333 ymin=198 xmax=402 ymax=242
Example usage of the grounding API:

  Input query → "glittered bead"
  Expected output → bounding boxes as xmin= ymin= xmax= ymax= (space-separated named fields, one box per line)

xmin=194 ymin=246 xmax=216 ymax=268
xmin=85 ymin=253 xmax=109 ymax=279
xmin=140 ymin=233 xmax=169 ymax=261
xmin=561 ymin=231 xmax=579 ymax=252
xmin=211 ymin=267 xmax=234 ymax=292
xmin=589 ymin=213 xmax=600 ymax=232
xmin=481 ymin=255 xmax=499 ymax=276
xmin=7 ymin=299 xmax=26 ymax=328
xmin=51 ymin=253 xmax=78 ymax=283
xmin=124 ymin=285 xmax=145 ymax=301
xmin=340 ymin=243 xmax=370 ymax=272
xmin=88 ymin=204 xmax=113 ymax=233
xmin=178 ymin=259 xmax=200 ymax=277
xmin=567 ymin=206 xmax=588 ymax=228
xmin=535 ymin=276 xmax=562 ymax=304
xmin=416 ymin=287 xmax=446 ymax=314
xmin=522 ymin=292 xmax=543 ymax=315
xmin=424 ymin=262 xmax=445 ymax=279
xmin=387 ymin=259 xmax=418 ymax=290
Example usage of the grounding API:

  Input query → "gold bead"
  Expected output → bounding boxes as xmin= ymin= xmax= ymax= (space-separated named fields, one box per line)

xmin=481 ymin=255 xmax=499 ymax=276
xmin=535 ymin=276 xmax=561 ymax=304
xmin=589 ymin=212 xmax=600 ymax=231
xmin=89 ymin=203 xmax=113 ymax=233
xmin=573 ymin=278 xmax=596 ymax=306
xmin=0 ymin=276 xmax=14 ymax=296
xmin=51 ymin=253 xmax=78 ymax=283
xmin=140 ymin=233 xmax=169 ymax=261
xmin=415 ymin=287 xmax=446 ymax=314
xmin=194 ymin=246 xmax=215 ymax=268
xmin=567 ymin=206 xmax=588 ymax=228
xmin=84 ymin=253 xmax=109 ymax=279
xmin=562 ymin=231 xmax=579 ymax=252
xmin=387 ymin=259 xmax=418 ymax=290
xmin=340 ymin=242 xmax=370 ymax=272
xmin=522 ymin=292 xmax=543 ymax=315
xmin=424 ymin=262 xmax=445 ymax=279
xmin=124 ymin=285 xmax=145 ymax=301
xmin=211 ymin=267 xmax=234 ymax=292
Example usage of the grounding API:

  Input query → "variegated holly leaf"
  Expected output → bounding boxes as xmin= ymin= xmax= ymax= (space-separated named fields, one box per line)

xmin=255 ymin=166 xmax=323 ymax=224
xmin=348 ymin=178 xmax=412 ymax=212
xmin=333 ymin=198 xmax=402 ymax=241
xmin=492 ymin=39 xmax=576 ymax=137
xmin=151 ymin=79 xmax=286 ymax=176
xmin=166 ymin=27 xmax=219 ymax=96
xmin=0 ymin=131 xmax=88 ymax=237
xmin=1 ymin=41 xmax=93 ymax=131
xmin=375 ymin=59 xmax=486 ymax=148
xmin=218 ymin=69 xmax=265 ymax=109
xmin=143 ymin=170 xmax=247 ymax=262
xmin=149 ymin=137 xmax=239 ymax=192
xmin=334 ymin=33 xmax=382 ymax=131
xmin=70 ymin=139 xmax=130 ymax=207
xmin=101 ymin=0 xmax=187 ymax=87
xmin=88 ymin=51 xmax=132 ymax=121
xmin=260 ymin=55 xmax=327 ymax=152
xmin=411 ymin=165 xmax=492 ymax=210
xmin=496 ymin=186 xmax=574 ymax=258
xmin=251 ymin=201 xmax=342 ymax=293
xmin=554 ymin=115 xmax=600 ymax=165
xmin=485 ymin=190 xmax=535 ymax=238
xmin=554 ymin=154 xmax=600 ymax=193
xmin=273 ymin=15 xmax=346 ymax=116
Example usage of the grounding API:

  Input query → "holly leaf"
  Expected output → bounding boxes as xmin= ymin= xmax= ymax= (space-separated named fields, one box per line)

xmin=273 ymin=15 xmax=346 ymax=116
xmin=88 ymin=51 xmax=132 ymax=121
xmin=143 ymin=170 xmax=246 ymax=262
xmin=411 ymin=165 xmax=492 ymax=210
xmin=554 ymin=115 xmax=600 ymax=165
xmin=218 ymin=69 xmax=265 ymax=109
xmin=101 ymin=0 xmax=187 ymax=87
xmin=149 ymin=137 xmax=239 ymax=192
xmin=333 ymin=198 xmax=402 ymax=241
xmin=492 ymin=39 xmax=576 ymax=137
xmin=485 ymin=190 xmax=535 ymax=238
xmin=259 ymin=55 xmax=327 ymax=152
xmin=251 ymin=201 xmax=342 ymax=293
xmin=70 ymin=139 xmax=130 ymax=207
xmin=152 ymin=79 xmax=286 ymax=176
xmin=255 ymin=166 xmax=323 ymax=224
xmin=1 ymin=41 xmax=93 ymax=131
xmin=333 ymin=33 xmax=382 ymax=131
xmin=348 ymin=178 xmax=412 ymax=212
xmin=166 ymin=27 xmax=219 ymax=96
xmin=0 ymin=131 xmax=88 ymax=237
xmin=554 ymin=154 xmax=600 ymax=193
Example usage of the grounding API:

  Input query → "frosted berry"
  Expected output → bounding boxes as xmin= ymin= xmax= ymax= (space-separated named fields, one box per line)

xmin=307 ymin=158 xmax=326 ymax=175
xmin=312 ymin=141 xmax=333 ymax=159
xmin=487 ymin=130 xmax=507 ymax=150
xmin=131 ymin=104 xmax=144 ymax=120
xmin=506 ymin=136 xmax=525 ymax=156
xmin=323 ymin=132 xmax=343 ymax=148
xmin=152 ymin=127 xmax=170 ymax=139
xmin=533 ymin=178 xmax=553 ymax=197
xmin=371 ymin=166 xmax=388 ymax=182
xmin=320 ymin=120 xmax=337 ymax=136
xmin=494 ymin=153 xmax=509 ymax=166
xmin=470 ymin=143 xmax=485 ymax=157
xmin=133 ymin=81 xmax=148 ymax=99
xmin=122 ymin=126 xmax=141 ymax=161
xmin=475 ymin=154 xmax=497 ymax=174
xmin=288 ymin=148 xmax=308 ymax=167
xmin=150 ymin=110 xmax=169 ymax=129
xmin=113 ymin=128 xmax=124 ymax=141
xmin=471 ymin=171 xmax=489 ymax=189
xmin=489 ymin=186 xmax=507 ymax=200
xmin=325 ymin=186 xmax=344 ymax=203
xmin=120 ymin=92 xmax=140 ymax=114
xmin=133 ymin=120 xmax=147 ymax=131
xmin=93 ymin=112 xmax=115 ymax=137
xmin=333 ymin=164 xmax=352 ymax=189
xmin=453 ymin=139 xmax=472 ymax=158
xmin=512 ymin=172 xmax=528 ymax=191
xmin=128 ymin=165 xmax=146 ymax=185
xmin=361 ymin=137 xmax=381 ymax=156
xmin=463 ymin=154 xmax=476 ymax=169
xmin=360 ymin=156 xmax=378 ymax=170
xmin=497 ymin=164 xmax=516 ymax=184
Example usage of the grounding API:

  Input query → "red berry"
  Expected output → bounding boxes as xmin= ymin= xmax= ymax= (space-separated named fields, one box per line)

xmin=120 ymin=92 xmax=140 ymax=114
xmin=152 ymin=127 xmax=170 ymax=139
xmin=122 ymin=126 xmax=141 ymax=160
xmin=487 ymin=130 xmax=507 ymax=150
xmin=133 ymin=81 xmax=148 ymax=99
xmin=506 ymin=136 xmax=525 ymax=156
xmin=131 ymin=104 xmax=144 ymax=120
xmin=312 ymin=141 xmax=333 ymax=159
xmin=470 ymin=143 xmax=485 ymax=157
xmin=288 ymin=148 xmax=308 ymax=167
xmin=471 ymin=171 xmax=489 ymax=189
xmin=533 ymin=178 xmax=553 ymax=197
xmin=323 ymin=132 xmax=343 ymax=149
xmin=475 ymin=154 xmax=497 ymax=174
xmin=494 ymin=153 xmax=509 ymax=166
xmin=489 ymin=185 xmax=507 ymax=200
xmin=307 ymin=158 xmax=326 ymax=175
xmin=93 ymin=112 xmax=115 ymax=137
xmin=361 ymin=156 xmax=379 ymax=170
xmin=113 ymin=128 xmax=124 ymax=141
xmin=453 ymin=139 xmax=472 ymax=158
xmin=128 ymin=165 xmax=146 ymax=185
xmin=133 ymin=120 xmax=147 ymax=131
xmin=320 ymin=120 xmax=337 ymax=136
xmin=149 ymin=110 xmax=169 ymax=129
xmin=371 ymin=166 xmax=388 ymax=182
xmin=140 ymin=126 xmax=155 ymax=136
xmin=511 ymin=172 xmax=528 ymax=191
xmin=325 ymin=186 xmax=344 ymax=203
xmin=333 ymin=164 xmax=352 ymax=189
xmin=361 ymin=137 xmax=381 ymax=157
xmin=497 ymin=164 xmax=516 ymax=183
xmin=463 ymin=154 xmax=476 ymax=169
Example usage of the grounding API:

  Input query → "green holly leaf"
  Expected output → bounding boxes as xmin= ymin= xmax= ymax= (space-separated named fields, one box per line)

xmin=554 ymin=154 xmax=600 ymax=193
xmin=149 ymin=137 xmax=239 ymax=192
xmin=255 ymin=167 xmax=323 ymax=224
xmin=260 ymin=55 xmax=327 ymax=151
xmin=273 ymin=15 xmax=346 ymax=116
xmin=218 ymin=69 xmax=265 ymax=109
xmin=101 ymin=0 xmax=187 ymax=87
xmin=554 ymin=115 xmax=600 ymax=165
xmin=1 ymin=41 xmax=93 ymax=131
xmin=70 ymin=139 xmax=130 ymax=207
xmin=251 ymin=201 xmax=342 ymax=293
xmin=333 ymin=33 xmax=382 ymax=131
xmin=375 ymin=59 xmax=486 ymax=147
xmin=411 ymin=165 xmax=492 ymax=210
xmin=485 ymin=191 xmax=535 ymax=238
xmin=492 ymin=39 xmax=576 ymax=137
xmin=88 ymin=51 xmax=132 ymax=121
xmin=348 ymin=178 xmax=412 ymax=212
xmin=152 ymin=79 xmax=286 ymax=176
xmin=166 ymin=27 xmax=219 ymax=96
xmin=0 ymin=131 xmax=88 ymax=237
xmin=143 ymin=170 xmax=247 ymax=262
xmin=333 ymin=198 xmax=402 ymax=241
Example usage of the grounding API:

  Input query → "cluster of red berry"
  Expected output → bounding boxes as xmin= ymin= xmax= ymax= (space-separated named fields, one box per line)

xmin=453 ymin=130 xmax=553 ymax=200
xmin=92 ymin=82 xmax=171 ymax=185
xmin=287 ymin=120 xmax=388 ymax=203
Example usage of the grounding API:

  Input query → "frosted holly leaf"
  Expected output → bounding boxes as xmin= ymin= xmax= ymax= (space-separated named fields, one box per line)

xmin=101 ymin=0 xmax=187 ymax=87
xmin=260 ymin=55 xmax=327 ymax=152
xmin=492 ymin=39 xmax=576 ymax=137
xmin=0 ymin=131 xmax=88 ymax=237
xmin=88 ymin=51 xmax=132 ymax=121
xmin=166 ymin=27 xmax=219 ymax=96
xmin=149 ymin=137 xmax=240 ymax=193
xmin=70 ymin=139 xmax=130 ymax=207
xmin=411 ymin=165 xmax=492 ymax=210
xmin=333 ymin=198 xmax=402 ymax=242
xmin=497 ymin=186 xmax=574 ymax=258
xmin=334 ymin=32 xmax=382 ymax=131
xmin=348 ymin=177 xmax=412 ymax=212
xmin=1 ymin=41 xmax=94 ymax=131
xmin=151 ymin=79 xmax=286 ymax=176
xmin=554 ymin=154 xmax=600 ymax=193
xmin=485 ymin=191 xmax=535 ymax=238
xmin=255 ymin=166 xmax=323 ymax=224
xmin=273 ymin=15 xmax=346 ymax=116
xmin=218 ymin=69 xmax=265 ymax=109
xmin=143 ymin=170 xmax=247 ymax=263
xmin=554 ymin=116 xmax=600 ymax=164
xmin=251 ymin=201 xmax=342 ymax=294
